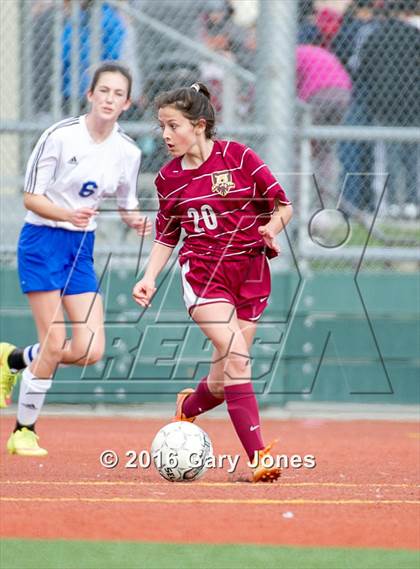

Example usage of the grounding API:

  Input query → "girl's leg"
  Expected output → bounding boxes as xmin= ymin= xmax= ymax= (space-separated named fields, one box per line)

xmin=181 ymin=316 xmax=259 ymax=418
xmin=17 ymin=292 xmax=104 ymax=431
xmin=207 ymin=318 xmax=257 ymax=395
xmin=60 ymin=292 xmax=105 ymax=366
xmin=8 ymin=291 xmax=66 ymax=456
xmin=4 ymin=289 xmax=69 ymax=381
xmin=180 ymin=302 xmax=251 ymax=420
xmin=185 ymin=303 xmax=265 ymax=463
xmin=180 ymin=348 xmax=226 ymax=419
xmin=232 ymin=317 xmax=264 ymax=443
xmin=224 ymin=316 xmax=280 ymax=481
xmin=27 ymin=291 xmax=67 ymax=379
xmin=4 ymin=292 xmax=105 ymax=377
xmin=190 ymin=303 xmax=251 ymax=386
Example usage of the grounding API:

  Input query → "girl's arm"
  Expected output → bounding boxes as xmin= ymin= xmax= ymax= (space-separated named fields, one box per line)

xmin=24 ymin=125 xmax=96 ymax=228
xmin=118 ymin=208 xmax=152 ymax=236
xmin=132 ymin=242 xmax=174 ymax=307
xmin=117 ymin=150 xmax=153 ymax=236
xmin=241 ymin=145 xmax=293 ymax=254
xmin=258 ymin=201 xmax=293 ymax=254
xmin=23 ymin=193 xmax=97 ymax=228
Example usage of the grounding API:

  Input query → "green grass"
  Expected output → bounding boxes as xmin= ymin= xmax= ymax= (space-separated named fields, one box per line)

xmin=347 ymin=220 xmax=419 ymax=248
xmin=1 ymin=539 xmax=419 ymax=569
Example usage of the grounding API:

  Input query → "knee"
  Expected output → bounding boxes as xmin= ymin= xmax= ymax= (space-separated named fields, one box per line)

xmin=226 ymin=347 xmax=250 ymax=378
xmin=84 ymin=345 xmax=104 ymax=365
xmin=210 ymin=381 xmax=225 ymax=399
xmin=42 ymin=336 xmax=65 ymax=363
xmin=71 ymin=343 xmax=104 ymax=366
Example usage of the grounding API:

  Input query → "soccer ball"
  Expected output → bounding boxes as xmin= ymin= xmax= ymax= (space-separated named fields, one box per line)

xmin=150 ymin=421 xmax=213 ymax=482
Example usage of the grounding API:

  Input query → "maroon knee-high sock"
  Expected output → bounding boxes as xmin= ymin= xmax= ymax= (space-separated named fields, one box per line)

xmin=224 ymin=382 xmax=264 ymax=462
xmin=183 ymin=376 xmax=224 ymax=418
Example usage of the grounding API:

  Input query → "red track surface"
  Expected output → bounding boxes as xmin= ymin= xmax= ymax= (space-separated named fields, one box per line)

xmin=1 ymin=416 xmax=419 ymax=549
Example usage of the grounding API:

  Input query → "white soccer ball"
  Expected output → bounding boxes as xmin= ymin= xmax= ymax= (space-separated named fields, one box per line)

xmin=150 ymin=421 xmax=213 ymax=482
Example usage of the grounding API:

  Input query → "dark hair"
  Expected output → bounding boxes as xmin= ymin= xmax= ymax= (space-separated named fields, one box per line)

xmin=89 ymin=61 xmax=132 ymax=99
xmin=155 ymin=82 xmax=216 ymax=139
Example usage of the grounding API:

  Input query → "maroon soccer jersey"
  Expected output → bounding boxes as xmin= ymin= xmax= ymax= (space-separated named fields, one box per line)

xmin=155 ymin=140 xmax=291 ymax=262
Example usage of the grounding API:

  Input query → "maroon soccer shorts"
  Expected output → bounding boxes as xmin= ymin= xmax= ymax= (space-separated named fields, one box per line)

xmin=180 ymin=252 xmax=271 ymax=322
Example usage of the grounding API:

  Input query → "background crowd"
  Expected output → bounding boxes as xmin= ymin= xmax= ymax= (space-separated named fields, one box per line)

xmin=28 ymin=0 xmax=420 ymax=217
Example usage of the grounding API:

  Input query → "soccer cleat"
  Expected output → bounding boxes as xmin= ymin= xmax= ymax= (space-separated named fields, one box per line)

xmin=251 ymin=440 xmax=281 ymax=483
xmin=0 ymin=342 xmax=19 ymax=408
xmin=174 ymin=388 xmax=196 ymax=422
xmin=7 ymin=428 xmax=48 ymax=457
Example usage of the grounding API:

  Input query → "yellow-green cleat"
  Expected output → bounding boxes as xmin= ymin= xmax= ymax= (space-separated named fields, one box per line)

xmin=7 ymin=428 xmax=48 ymax=457
xmin=0 ymin=342 xmax=19 ymax=408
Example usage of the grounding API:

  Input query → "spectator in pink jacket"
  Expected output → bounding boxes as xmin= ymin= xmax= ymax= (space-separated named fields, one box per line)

xmin=297 ymin=44 xmax=352 ymax=196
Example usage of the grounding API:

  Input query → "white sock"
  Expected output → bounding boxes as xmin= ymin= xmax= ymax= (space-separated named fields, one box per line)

xmin=23 ymin=343 xmax=41 ymax=366
xmin=17 ymin=368 xmax=52 ymax=427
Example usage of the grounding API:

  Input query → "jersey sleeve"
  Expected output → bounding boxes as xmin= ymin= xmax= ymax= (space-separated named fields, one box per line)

xmin=24 ymin=129 xmax=59 ymax=195
xmin=243 ymin=147 xmax=291 ymax=209
xmin=116 ymin=148 xmax=141 ymax=210
xmin=154 ymin=172 xmax=181 ymax=248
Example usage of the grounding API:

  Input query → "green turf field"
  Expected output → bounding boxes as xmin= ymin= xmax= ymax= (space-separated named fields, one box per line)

xmin=1 ymin=539 xmax=419 ymax=569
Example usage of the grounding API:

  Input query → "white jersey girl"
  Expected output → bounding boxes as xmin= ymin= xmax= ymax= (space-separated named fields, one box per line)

xmin=0 ymin=62 xmax=151 ymax=457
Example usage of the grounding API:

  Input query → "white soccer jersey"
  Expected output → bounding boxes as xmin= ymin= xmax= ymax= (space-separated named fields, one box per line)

xmin=24 ymin=115 xmax=141 ymax=231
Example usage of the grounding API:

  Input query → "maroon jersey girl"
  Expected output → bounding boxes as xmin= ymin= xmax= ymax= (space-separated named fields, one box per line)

xmin=133 ymin=83 xmax=293 ymax=482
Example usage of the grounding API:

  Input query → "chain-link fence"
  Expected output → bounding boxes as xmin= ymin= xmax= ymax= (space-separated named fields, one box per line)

xmin=0 ymin=0 xmax=418 ymax=405
xmin=1 ymin=0 xmax=419 ymax=271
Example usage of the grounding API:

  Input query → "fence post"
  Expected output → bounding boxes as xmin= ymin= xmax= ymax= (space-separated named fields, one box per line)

xmin=20 ymin=1 xmax=33 ymax=171
xmin=52 ymin=0 xmax=64 ymax=121
xmin=222 ymin=70 xmax=237 ymax=129
xmin=70 ymin=0 xmax=81 ymax=117
xmin=91 ymin=0 xmax=101 ymax=72
xmin=299 ymin=106 xmax=313 ymax=268
xmin=256 ymin=0 xmax=297 ymax=189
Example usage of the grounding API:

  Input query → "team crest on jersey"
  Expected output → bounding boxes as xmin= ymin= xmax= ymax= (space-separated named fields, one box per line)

xmin=211 ymin=171 xmax=235 ymax=197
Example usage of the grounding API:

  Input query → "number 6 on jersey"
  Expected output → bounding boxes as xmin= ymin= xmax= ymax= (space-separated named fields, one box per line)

xmin=79 ymin=181 xmax=98 ymax=198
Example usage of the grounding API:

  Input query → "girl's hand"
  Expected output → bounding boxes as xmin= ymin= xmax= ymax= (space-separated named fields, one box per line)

xmin=132 ymin=278 xmax=156 ymax=307
xmin=258 ymin=224 xmax=281 ymax=254
xmin=130 ymin=216 xmax=153 ymax=237
xmin=69 ymin=208 xmax=98 ymax=228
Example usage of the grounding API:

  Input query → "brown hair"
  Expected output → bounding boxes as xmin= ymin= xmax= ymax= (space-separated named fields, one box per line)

xmin=155 ymin=82 xmax=216 ymax=138
xmin=89 ymin=61 xmax=132 ymax=99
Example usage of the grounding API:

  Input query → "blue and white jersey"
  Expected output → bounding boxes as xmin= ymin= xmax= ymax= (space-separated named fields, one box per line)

xmin=24 ymin=115 xmax=141 ymax=231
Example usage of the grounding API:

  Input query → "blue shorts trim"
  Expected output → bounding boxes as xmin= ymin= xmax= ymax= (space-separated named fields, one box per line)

xmin=17 ymin=223 xmax=99 ymax=295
